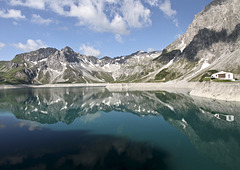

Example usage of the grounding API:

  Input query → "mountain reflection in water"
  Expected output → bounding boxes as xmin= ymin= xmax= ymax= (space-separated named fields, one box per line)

xmin=0 ymin=121 xmax=169 ymax=170
xmin=0 ymin=87 xmax=240 ymax=170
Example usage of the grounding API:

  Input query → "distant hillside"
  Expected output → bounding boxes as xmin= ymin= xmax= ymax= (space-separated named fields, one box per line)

xmin=0 ymin=46 xmax=161 ymax=84
xmin=0 ymin=0 xmax=239 ymax=84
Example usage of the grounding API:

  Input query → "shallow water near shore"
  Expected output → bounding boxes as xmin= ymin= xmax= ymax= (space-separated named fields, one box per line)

xmin=0 ymin=87 xmax=240 ymax=170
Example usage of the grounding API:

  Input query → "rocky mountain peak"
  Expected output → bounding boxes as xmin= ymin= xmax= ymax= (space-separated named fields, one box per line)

xmin=37 ymin=47 xmax=58 ymax=55
xmin=166 ymin=0 xmax=240 ymax=53
xmin=11 ymin=47 xmax=58 ymax=63
xmin=59 ymin=46 xmax=79 ymax=63
xmin=203 ymin=0 xmax=227 ymax=13
xmin=196 ymin=0 xmax=239 ymax=33
xmin=100 ymin=56 xmax=114 ymax=65
xmin=1 ymin=0 xmax=240 ymax=84
xmin=130 ymin=50 xmax=146 ymax=56
xmin=154 ymin=0 xmax=240 ymax=82
xmin=61 ymin=46 xmax=74 ymax=53
xmin=100 ymin=56 xmax=113 ymax=62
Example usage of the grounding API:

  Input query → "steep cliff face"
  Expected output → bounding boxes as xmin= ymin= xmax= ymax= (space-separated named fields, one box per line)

xmin=159 ymin=0 xmax=240 ymax=81
xmin=167 ymin=0 xmax=240 ymax=52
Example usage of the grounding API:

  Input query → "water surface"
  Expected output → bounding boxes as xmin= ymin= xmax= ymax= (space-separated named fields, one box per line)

xmin=0 ymin=87 xmax=240 ymax=170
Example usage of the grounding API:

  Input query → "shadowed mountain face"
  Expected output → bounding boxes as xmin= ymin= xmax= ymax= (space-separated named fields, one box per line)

xmin=0 ymin=87 xmax=240 ymax=169
xmin=1 ymin=0 xmax=240 ymax=83
xmin=181 ymin=24 xmax=240 ymax=61
xmin=0 ymin=127 xmax=170 ymax=170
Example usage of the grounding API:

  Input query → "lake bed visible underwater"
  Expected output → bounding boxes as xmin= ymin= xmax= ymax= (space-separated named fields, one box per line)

xmin=0 ymin=87 xmax=240 ymax=170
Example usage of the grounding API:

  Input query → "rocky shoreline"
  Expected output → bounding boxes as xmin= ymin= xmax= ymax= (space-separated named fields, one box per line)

xmin=0 ymin=82 xmax=239 ymax=102
xmin=0 ymin=82 xmax=196 ymax=93
xmin=190 ymin=81 xmax=240 ymax=102
xmin=0 ymin=83 xmax=108 ymax=89
xmin=105 ymin=82 xmax=196 ymax=94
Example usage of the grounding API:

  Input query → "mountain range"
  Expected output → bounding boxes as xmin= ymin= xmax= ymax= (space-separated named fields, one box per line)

xmin=0 ymin=0 xmax=240 ymax=84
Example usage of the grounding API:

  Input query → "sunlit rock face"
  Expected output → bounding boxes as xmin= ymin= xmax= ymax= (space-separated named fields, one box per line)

xmin=0 ymin=47 xmax=162 ymax=84
xmin=1 ymin=0 xmax=240 ymax=83
xmin=155 ymin=0 xmax=240 ymax=81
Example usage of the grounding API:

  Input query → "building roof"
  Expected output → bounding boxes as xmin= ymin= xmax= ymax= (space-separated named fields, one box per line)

xmin=212 ymin=71 xmax=232 ymax=75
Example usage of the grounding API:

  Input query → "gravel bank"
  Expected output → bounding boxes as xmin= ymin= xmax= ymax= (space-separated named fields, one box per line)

xmin=0 ymin=82 xmax=196 ymax=94
xmin=1 ymin=82 xmax=239 ymax=102
xmin=190 ymin=82 xmax=240 ymax=102
xmin=105 ymin=82 xmax=197 ymax=94
xmin=0 ymin=83 xmax=108 ymax=89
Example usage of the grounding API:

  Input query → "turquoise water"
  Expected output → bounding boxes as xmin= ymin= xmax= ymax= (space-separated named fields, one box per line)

xmin=0 ymin=87 xmax=239 ymax=170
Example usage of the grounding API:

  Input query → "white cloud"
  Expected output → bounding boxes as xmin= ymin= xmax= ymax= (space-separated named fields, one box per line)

xmin=0 ymin=42 xmax=6 ymax=50
xmin=175 ymin=34 xmax=182 ymax=39
xmin=121 ymin=0 xmax=151 ymax=28
xmin=145 ymin=0 xmax=176 ymax=17
xmin=31 ymin=14 xmax=52 ymax=25
xmin=173 ymin=18 xmax=179 ymax=27
xmin=10 ymin=0 xmax=45 ymax=10
xmin=9 ymin=0 xmax=153 ymax=35
xmin=145 ymin=0 xmax=178 ymax=27
xmin=0 ymin=9 xmax=25 ymax=19
xmin=13 ymin=21 xmax=18 ymax=25
xmin=159 ymin=0 xmax=176 ymax=17
xmin=159 ymin=0 xmax=179 ymax=27
xmin=79 ymin=44 xmax=101 ymax=57
xmin=13 ymin=39 xmax=47 ymax=52
xmin=56 ymin=0 xmax=130 ymax=35
xmin=115 ymin=34 xmax=123 ymax=43
xmin=109 ymin=14 xmax=129 ymax=35
xmin=105 ymin=0 xmax=119 ymax=3
xmin=145 ymin=0 xmax=158 ymax=6
xmin=148 ymin=48 xmax=155 ymax=52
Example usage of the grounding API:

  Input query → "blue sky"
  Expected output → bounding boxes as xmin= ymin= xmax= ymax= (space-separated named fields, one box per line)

xmin=0 ymin=0 xmax=212 ymax=60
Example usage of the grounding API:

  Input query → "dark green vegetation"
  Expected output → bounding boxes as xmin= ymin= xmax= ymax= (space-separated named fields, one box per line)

xmin=0 ymin=67 xmax=29 ymax=85
xmin=192 ymin=70 xmax=218 ymax=82
xmin=212 ymin=79 xmax=234 ymax=82
xmin=154 ymin=49 xmax=181 ymax=64
xmin=155 ymin=68 xmax=182 ymax=82
xmin=0 ymin=61 xmax=8 ymax=66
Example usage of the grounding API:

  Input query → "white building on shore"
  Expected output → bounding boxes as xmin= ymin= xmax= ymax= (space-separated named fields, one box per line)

xmin=211 ymin=71 xmax=235 ymax=81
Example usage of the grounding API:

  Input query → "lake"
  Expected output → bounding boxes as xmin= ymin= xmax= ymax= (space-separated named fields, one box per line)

xmin=0 ymin=87 xmax=239 ymax=170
